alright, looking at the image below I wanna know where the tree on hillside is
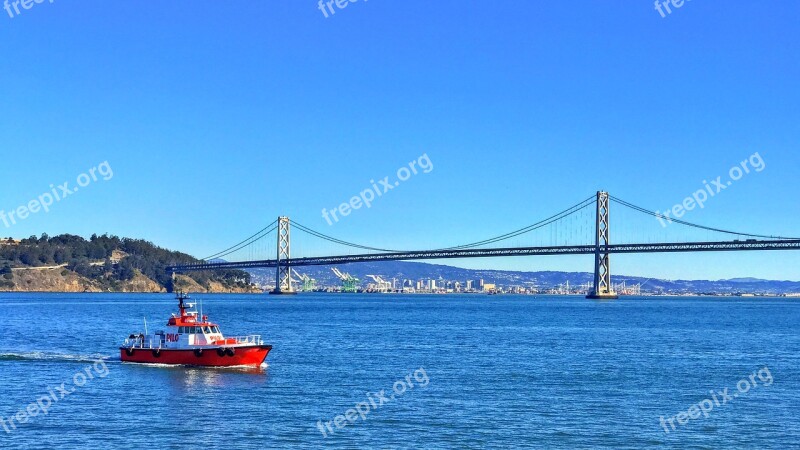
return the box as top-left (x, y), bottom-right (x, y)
top-left (19, 246), bottom-right (42, 266)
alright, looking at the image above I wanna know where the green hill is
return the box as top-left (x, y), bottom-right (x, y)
top-left (0, 234), bottom-right (252, 292)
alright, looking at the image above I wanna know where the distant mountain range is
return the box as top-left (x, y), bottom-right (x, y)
top-left (247, 261), bottom-right (800, 295)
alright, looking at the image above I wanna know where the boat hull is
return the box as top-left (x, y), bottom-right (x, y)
top-left (119, 345), bottom-right (272, 367)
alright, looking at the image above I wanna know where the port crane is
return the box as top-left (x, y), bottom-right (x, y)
top-left (366, 275), bottom-right (392, 292)
top-left (291, 269), bottom-right (316, 292)
top-left (331, 267), bottom-right (359, 293)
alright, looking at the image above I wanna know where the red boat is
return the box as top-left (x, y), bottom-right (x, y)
top-left (120, 292), bottom-right (272, 367)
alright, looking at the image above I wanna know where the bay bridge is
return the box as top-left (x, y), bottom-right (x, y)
top-left (167, 192), bottom-right (800, 299)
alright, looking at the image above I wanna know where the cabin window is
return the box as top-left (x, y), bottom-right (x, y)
top-left (204, 326), bottom-right (212, 334)
top-left (212, 326), bottom-right (220, 334)
top-left (178, 327), bottom-right (185, 334)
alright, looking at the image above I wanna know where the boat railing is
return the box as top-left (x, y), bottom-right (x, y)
top-left (122, 336), bottom-right (163, 349)
top-left (225, 335), bottom-right (264, 346)
top-left (123, 334), bottom-right (263, 348)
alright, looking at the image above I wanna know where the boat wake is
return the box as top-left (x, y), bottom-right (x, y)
top-left (0, 351), bottom-right (112, 363)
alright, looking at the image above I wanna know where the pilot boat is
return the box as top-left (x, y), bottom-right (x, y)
top-left (120, 292), bottom-right (272, 367)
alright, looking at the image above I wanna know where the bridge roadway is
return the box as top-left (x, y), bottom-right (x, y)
top-left (167, 239), bottom-right (800, 273)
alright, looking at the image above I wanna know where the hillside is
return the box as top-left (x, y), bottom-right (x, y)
top-left (0, 234), bottom-right (256, 293)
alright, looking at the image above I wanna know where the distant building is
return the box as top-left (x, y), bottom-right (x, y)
top-left (483, 283), bottom-right (496, 292)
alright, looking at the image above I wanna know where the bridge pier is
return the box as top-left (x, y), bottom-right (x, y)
top-left (270, 216), bottom-right (297, 295)
top-left (587, 191), bottom-right (619, 300)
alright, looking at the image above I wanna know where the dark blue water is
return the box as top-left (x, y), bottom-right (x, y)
top-left (0, 293), bottom-right (798, 449)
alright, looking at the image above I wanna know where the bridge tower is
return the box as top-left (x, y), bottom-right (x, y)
top-left (587, 191), bottom-right (619, 300)
top-left (270, 216), bottom-right (297, 295)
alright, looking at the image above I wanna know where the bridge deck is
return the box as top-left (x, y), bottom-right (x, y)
top-left (167, 239), bottom-right (800, 272)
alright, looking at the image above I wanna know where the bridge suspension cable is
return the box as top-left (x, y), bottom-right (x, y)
top-left (202, 219), bottom-right (279, 261)
top-left (291, 221), bottom-right (399, 252)
top-left (439, 195), bottom-right (595, 250)
top-left (610, 195), bottom-right (799, 240)
top-left (290, 195), bottom-right (596, 253)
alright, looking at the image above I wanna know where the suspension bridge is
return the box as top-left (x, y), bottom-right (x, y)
top-left (166, 192), bottom-right (800, 299)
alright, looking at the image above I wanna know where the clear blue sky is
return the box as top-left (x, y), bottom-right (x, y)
top-left (1, 1), bottom-right (798, 281)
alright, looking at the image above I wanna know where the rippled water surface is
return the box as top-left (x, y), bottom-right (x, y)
top-left (0, 293), bottom-right (798, 449)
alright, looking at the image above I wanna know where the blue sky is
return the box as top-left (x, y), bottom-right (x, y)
top-left (1, 1), bottom-right (798, 280)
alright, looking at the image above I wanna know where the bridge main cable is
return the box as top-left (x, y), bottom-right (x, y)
top-left (202, 219), bottom-right (279, 261)
top-left (609, 195), bottom-right (800, 240)
top-left (291, 221), bottom-right (400, 252)
top-left (291, 195), bottom-right (596, 253)
top-left (440, 195), bottom-right (595, 250)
